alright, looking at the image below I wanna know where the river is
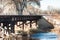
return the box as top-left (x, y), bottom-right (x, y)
top-left (31, 32), bottom-right (60, 40)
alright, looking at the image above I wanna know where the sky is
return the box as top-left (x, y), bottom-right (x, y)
top-left (40, 0), bottom-right (60, 10)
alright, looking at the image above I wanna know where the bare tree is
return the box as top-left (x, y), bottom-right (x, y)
top-left (12, 0), bottom-right (27, 15)
top-left (13, 0), bottom-right (40, 15)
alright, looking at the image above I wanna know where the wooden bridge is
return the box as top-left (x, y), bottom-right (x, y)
top-left (0, 15), bottom-right (42, 33)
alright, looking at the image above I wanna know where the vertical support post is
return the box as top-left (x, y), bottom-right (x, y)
top-left (11, 22), bottom-right (15, 33)
top-left (2, 23), bottom-right (4, 28)
top-left (30, 20), bottom-right (32, 28)
top-left (7, 23), bottom-right (9, 34)
top-left (22, 21), bottom-right (24, 31)
top-left (4, 23), bottom-right (8, 34)
top-left (36, 20), bottom-right (37, 26)
top-left (0, 23), bottom-right (1, 26)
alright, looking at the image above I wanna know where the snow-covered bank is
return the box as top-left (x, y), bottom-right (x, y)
top-left (42, 14), bottom-right (60, 34)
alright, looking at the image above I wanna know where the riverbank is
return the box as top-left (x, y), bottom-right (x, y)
top-left (42, 14), bottom-right (60, 34)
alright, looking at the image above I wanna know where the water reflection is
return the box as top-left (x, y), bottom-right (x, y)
top-left (2, 32), bottom-right (60, 40)
top-left (3, 34), bottom-right (39, 40)
top-left (31, 32), bottom-right (59, 40)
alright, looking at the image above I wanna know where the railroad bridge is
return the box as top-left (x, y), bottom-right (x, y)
top-left (0, 15), bottom-right (42, 34)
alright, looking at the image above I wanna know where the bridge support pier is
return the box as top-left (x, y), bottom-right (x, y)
top-left (24, 21), bottom-right (30, 32)
top-left (31, 20), bottom-right (38, 29)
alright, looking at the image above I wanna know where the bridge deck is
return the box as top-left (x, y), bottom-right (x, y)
top-left (0, 15), bottom-right (42, 22)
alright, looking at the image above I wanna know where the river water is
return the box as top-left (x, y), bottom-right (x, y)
top-left (2, 32), bottom-right (60, 40)
top-left (31, 32), bottom-right (60, 40)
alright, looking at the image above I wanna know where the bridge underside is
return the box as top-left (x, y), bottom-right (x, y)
top-left (0, 15), bottom-right (41, 22)
top-left (0, 15), bottom-right (42, 33)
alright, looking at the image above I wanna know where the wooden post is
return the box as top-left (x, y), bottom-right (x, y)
top-left (30, 21), bottom-right (32, 28)
top-left (11, 22), bottom-right (15, 33)
top-left (22, 21), bottom-right (24, 31)
top-left (6, 24), bottom-right (9, 34)
top-left (36, 20), bottom-right (37, 27)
